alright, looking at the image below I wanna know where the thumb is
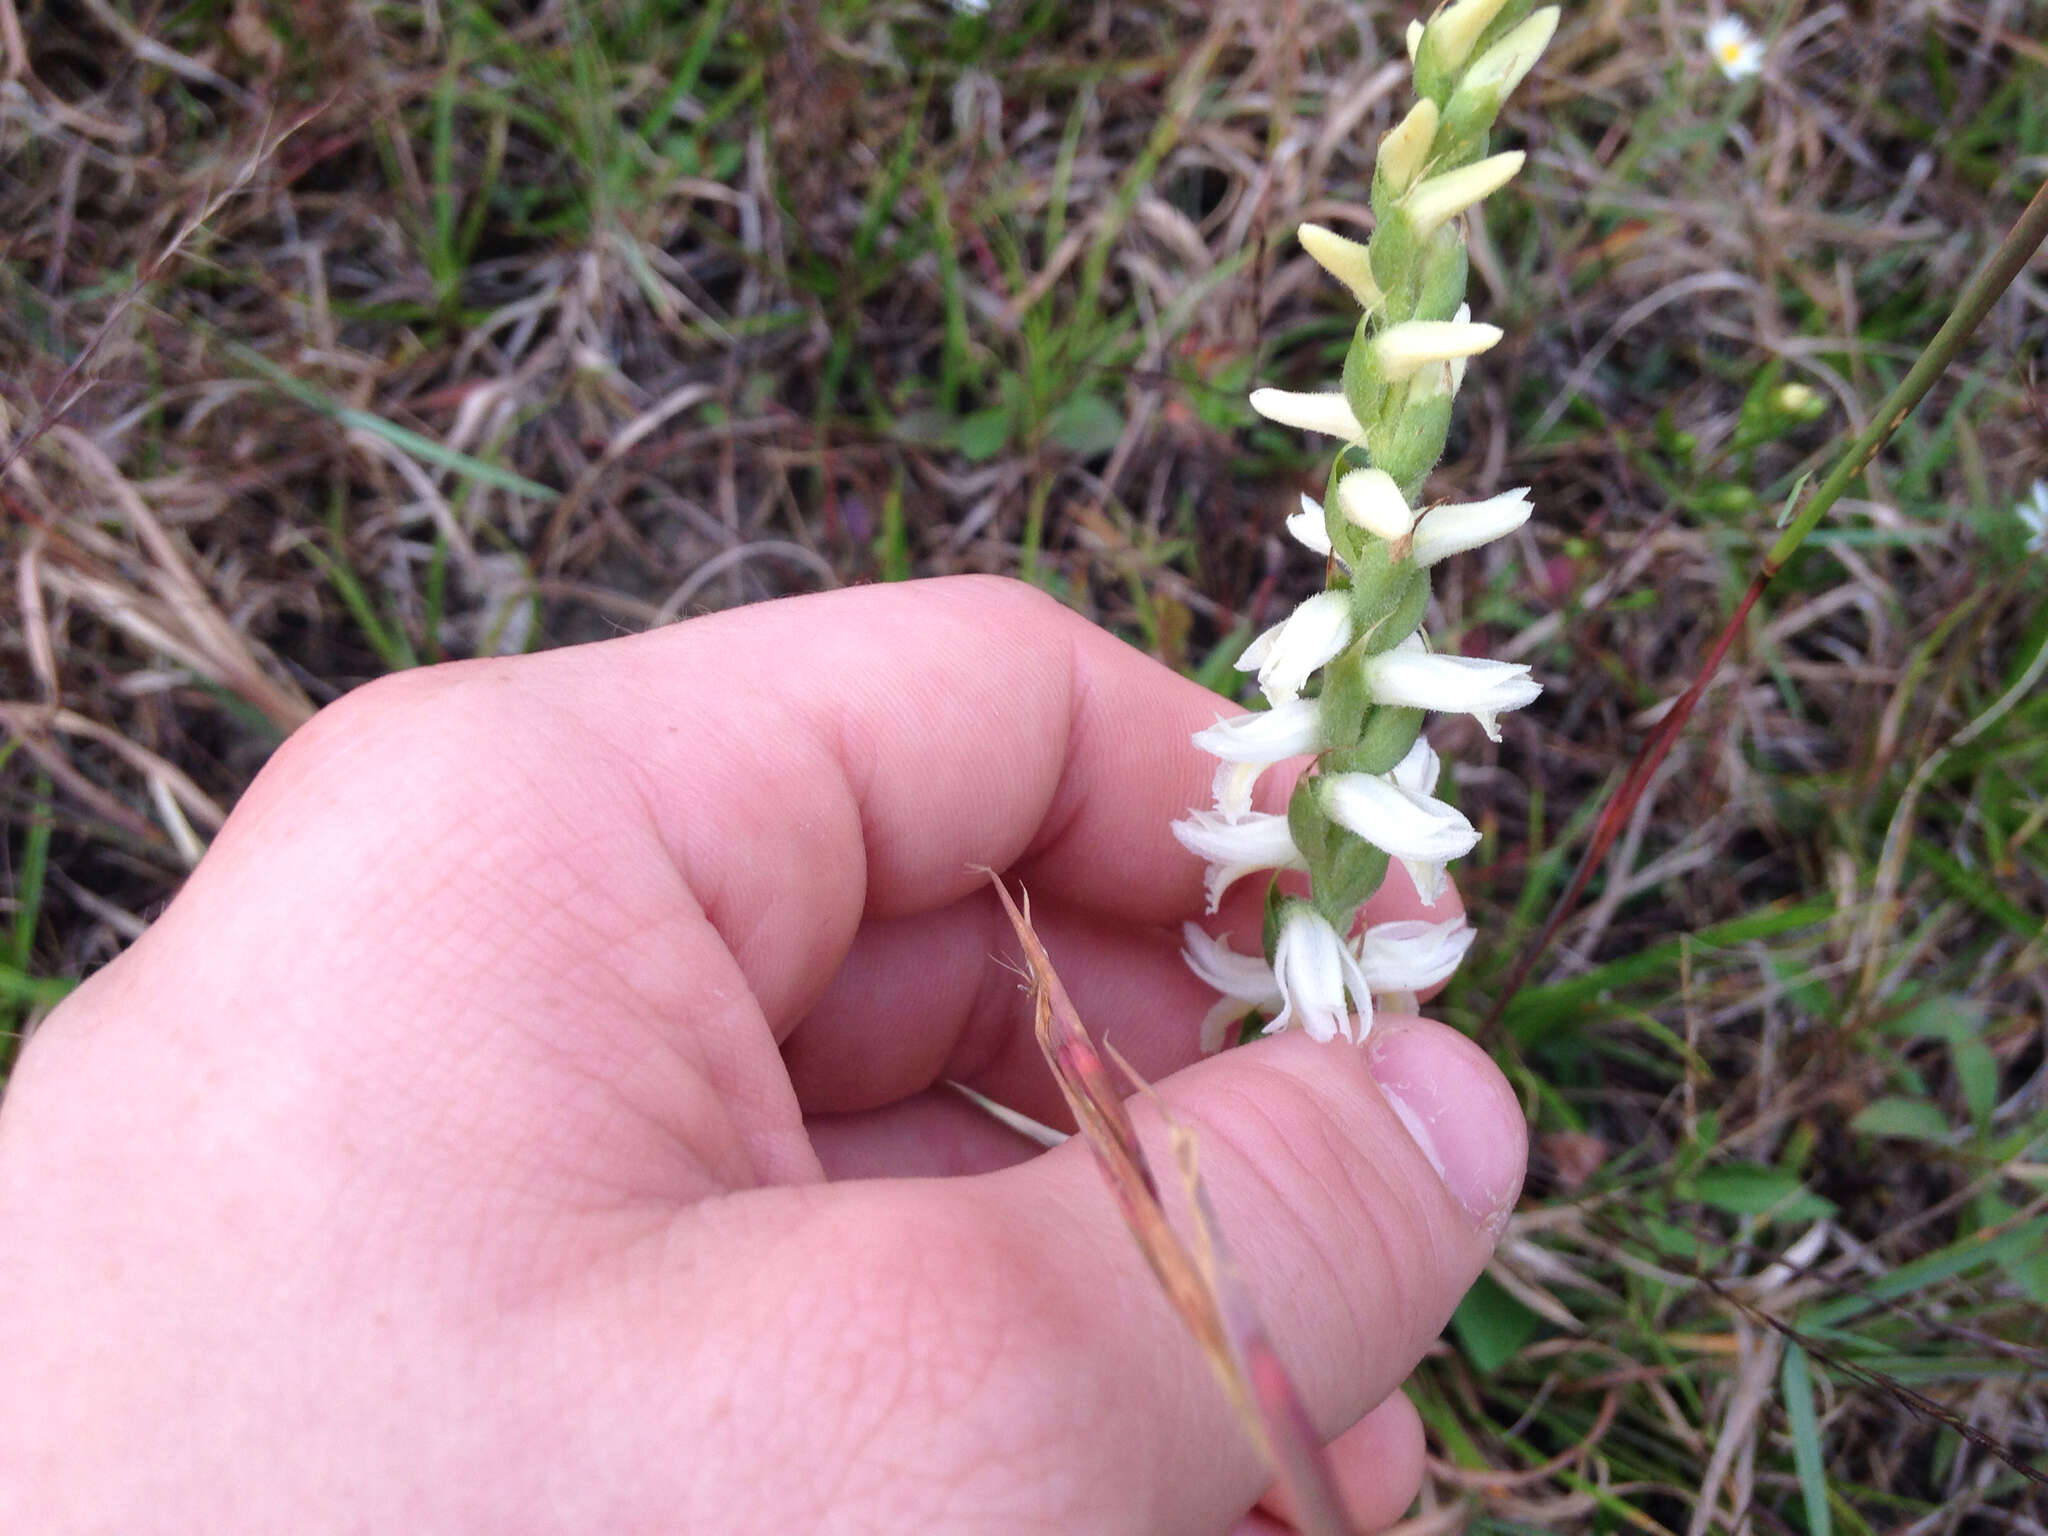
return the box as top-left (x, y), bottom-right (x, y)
top-left (613, 1015), bottom-right (1524, 1533)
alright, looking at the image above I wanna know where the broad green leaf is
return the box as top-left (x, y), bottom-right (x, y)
top-left (1450, 1273), bottom-right (1541, 1375)
top-left (1691, 1164), bottom-right (1837, 1221)
top-left (1850, 1098), bottom-right (1951, 1142)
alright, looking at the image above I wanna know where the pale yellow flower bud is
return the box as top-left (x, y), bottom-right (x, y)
top-left (1459, 7), bottom-right (1558, 103)
top-left (1376, 98), bottom-right (1440, 198)
top-left (1424, 0), bottom-right (1514, 74)
top-left (1404, 151), bottom-right (1524, 238)
top-left (1297, 224), bottom-right (1383, 310)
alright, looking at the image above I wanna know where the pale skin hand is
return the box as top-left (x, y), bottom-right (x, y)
top-left (0, 576), bottom-right (1526, 1534)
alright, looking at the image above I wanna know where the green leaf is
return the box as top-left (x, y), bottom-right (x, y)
top-left (1780, 1345), bottom-right (1832, 1536)
top-left (1043, 391), bottom-right (1125, 457)
top-left (1690, 1164), bottom-right (1837, 1221)
top-left (1850, 1097), bottom-right (1952, 1142)
top-left (1450, 1273), bottom-right (1541, 1374)
top-left (1880, 993), bottom-right (1986, 1044)
top-left (1952, 1040), bottom-right (1999, 1127)
top-left (955, 406), bottom-right (1015, 462)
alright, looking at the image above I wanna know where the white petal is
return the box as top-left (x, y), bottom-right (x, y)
top-left (1376, 320), bottom-right (1503, 382)
top-left (1356, 917), bottom-right (1476, 994)
top-left (1336, 468), bottom-right (1415, 541)
top-left (1288, 494), bottom-right (1336, 559)
top-left (1401, 857), bottom-right (1452, 907)
top-left (1297, 223), bottom-right (1382, 310)
top-left (1193, 697), bottom-right (1323, 764)
top-left (1249, 388), bottom-right (1368, 445)
top-left (1242, 591), bottom-right (1353, 705)
top-left (1212, 760), bottom-right (1263, 821)
top-left (1411, 488), bottom-right (1533, 565)
top-left (1387, 735), bottom-right (1442, 798)
top-left (1320, 772), bottom-right (1481, 865)
top-left (1360, 651), bottom-right (1542, 742)
top-left (1181, 921), bottom-right (1280, 1007)
top-left (1405, 152), bottom-right (1524, 237)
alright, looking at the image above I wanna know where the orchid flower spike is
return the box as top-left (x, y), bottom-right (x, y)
top-left (1179, 0), bottom-right (1558, 1047)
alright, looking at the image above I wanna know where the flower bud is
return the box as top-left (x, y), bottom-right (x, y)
top-left (1335, 468), bottom-right (1416, 541)
top-left (1298, 223), bottom-right (1384, 310)
top-left (1423, 0), bottom-right (1514, 74)
top-left (1405, 151), bottom-right (1525, 238)
top-left (1376, 98), bottom-right (1441, 198)
top-left (1374, 319), bottom-right (1503, 381)
top-left (1457, 7), bottom-right (1558, 105)
top-left (1249, 388), bottom-right (1369, 444)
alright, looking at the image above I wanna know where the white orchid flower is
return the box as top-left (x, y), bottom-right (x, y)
top-left (1194, 696), bottom-right (1323, 818)
top-left (1356, 916), bottom-right (1477, 994)
top-left (1170, 809), bottom-right (1306, 913)
top-left (1270, 904), bottom-right (1377, 1044)
top-left (1411, 488), bottom-right (1532, 565)
top-left (1319, 770), bottom-right (1479, 905)
top-left (1360, 650), bottom-right (1541, 742)
top-left (1237, 591), bottom-right (1354, 705)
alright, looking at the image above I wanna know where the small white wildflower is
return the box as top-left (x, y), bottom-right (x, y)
top-left (1298, 223), bottom-right (1384, 310)
top-left (1706, 16), bottom-right (1764, 79)
top-left (1318, 772), bottom-right (1481, 906)
top-left (1194, 696), bottom-right (1323, 818)
top-left (1355, 916), bottom-right (1477, 994)
top-left (1249, 388), bottom-right (1369, 445)
top-left (1360, 650), bottom-right (1542, 741)
top-left (1405, 152), bottom-right (1525, 238)
top-left (1336, 468), bottom-right (1416, 541)
top-left (1411, 487), bottom-right (1533, 565)
top-left (1170, 809), bottom-right (1306, 913)
top-left (1270, 904), bottom-right (1377, 1044)
top-left (1375, 319), bottom-right (1503, 382)
top-left (1237, 590), bottom-right (1355, 705)
top-left (2019, 480), bottom-right (2048, 554)
top-left (1287, 493), bottom-right (1337, 560)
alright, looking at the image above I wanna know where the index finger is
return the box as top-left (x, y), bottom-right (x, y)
top-left (542, 574), bottom-right (1248, 1024)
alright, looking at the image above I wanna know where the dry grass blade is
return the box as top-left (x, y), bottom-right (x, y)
top-left (980, 869), bottom-right (1358, 1536)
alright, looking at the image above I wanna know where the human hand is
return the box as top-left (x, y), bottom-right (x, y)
top-left (0, 576), bottom-right (1525, 1533)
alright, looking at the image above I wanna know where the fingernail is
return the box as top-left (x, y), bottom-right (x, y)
top-left (1368, 1018), bottom-right (1525, 1231)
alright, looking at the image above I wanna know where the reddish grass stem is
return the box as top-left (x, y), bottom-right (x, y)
top-left (1482, 175), bottom-right (2048, 1040)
